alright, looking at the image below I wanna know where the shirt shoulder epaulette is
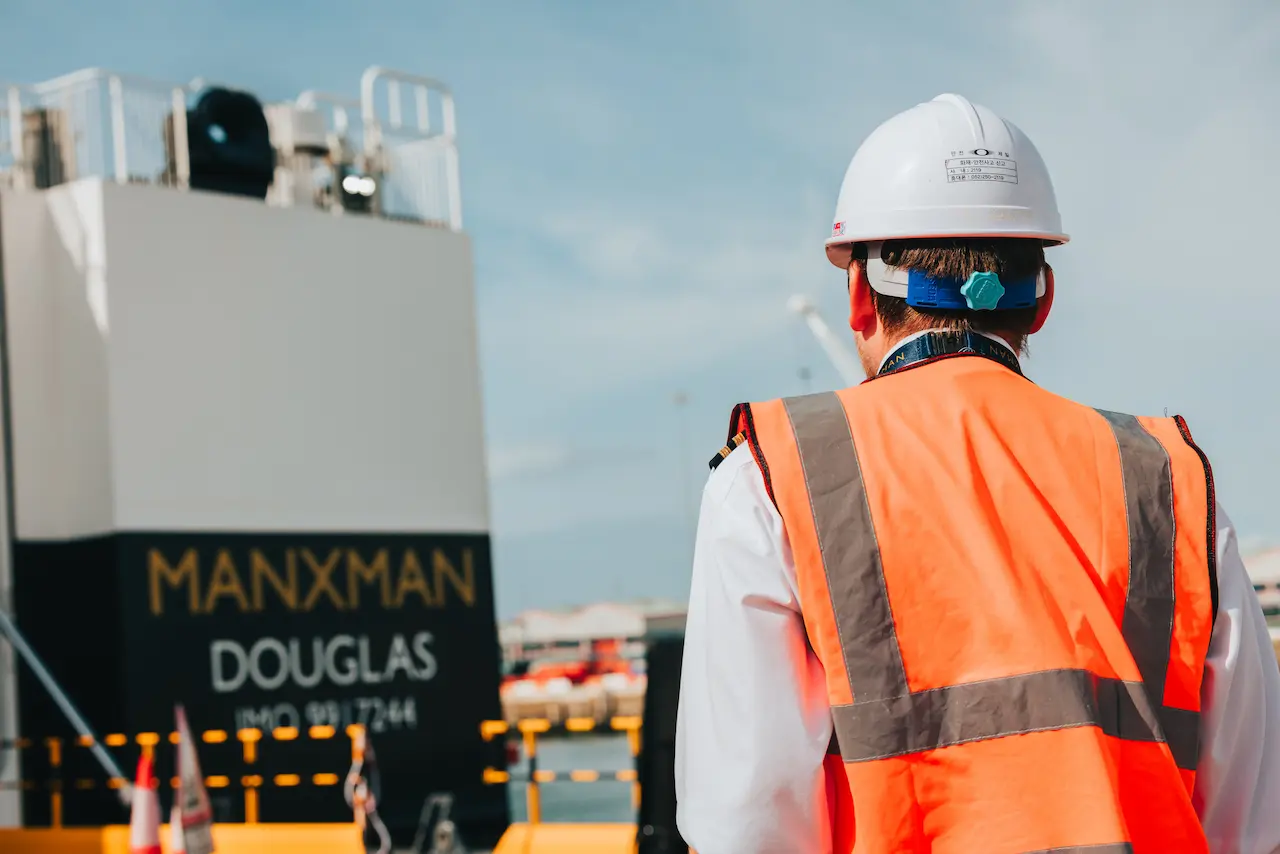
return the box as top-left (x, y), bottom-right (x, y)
top-left (708, 432), bottom-right (747, 471)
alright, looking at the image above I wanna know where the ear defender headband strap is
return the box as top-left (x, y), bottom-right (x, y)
top-left (862, 241), bottom-right (1045, 311)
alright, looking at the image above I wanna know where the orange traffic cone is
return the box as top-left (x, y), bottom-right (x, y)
top-left (169, 804), bottom-right (186, 854)
top-left (128, 754), bottom-right (162, 854)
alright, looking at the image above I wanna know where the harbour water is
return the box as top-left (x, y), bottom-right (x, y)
top-left (505, 733), bottom-right (636, 823)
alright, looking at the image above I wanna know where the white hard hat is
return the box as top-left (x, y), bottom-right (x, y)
top-left (825, 94), bottom-right (1068, 270)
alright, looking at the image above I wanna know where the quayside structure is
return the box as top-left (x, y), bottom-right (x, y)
top-left (0, 65), bottom-right (508, 846)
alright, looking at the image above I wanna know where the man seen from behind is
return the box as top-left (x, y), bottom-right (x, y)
top-left (674, 94), bottom-right (1280, 854)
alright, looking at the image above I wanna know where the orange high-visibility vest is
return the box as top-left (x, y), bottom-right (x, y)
top-left (728, 350), bottom-right (1217, 853)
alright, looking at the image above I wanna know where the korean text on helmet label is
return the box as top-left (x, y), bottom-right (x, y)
top-left (944, 156), bottom-right (1019, 184)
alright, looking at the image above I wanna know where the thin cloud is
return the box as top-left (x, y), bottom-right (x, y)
top-left (486, 443), bottom-right (572, 481)
top-left (478, 200), bottom-right (822, 398)
top-left (487, 440), bottom-right (658, 482)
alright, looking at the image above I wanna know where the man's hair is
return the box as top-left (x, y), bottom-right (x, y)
top-left (855, 238), bottom-right (1047, 353)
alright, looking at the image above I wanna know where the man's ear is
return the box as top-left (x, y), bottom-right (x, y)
top-left (848, 263), bottom-right (877, 335)
top-left (1028, 264), bottom-right (1054, 334)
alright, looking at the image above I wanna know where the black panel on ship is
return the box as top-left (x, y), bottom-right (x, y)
top-left (13, 531), bottom-right (511, 847)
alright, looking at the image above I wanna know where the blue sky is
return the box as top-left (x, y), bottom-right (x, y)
top-left (4, 0), bottom-right (1278, 618)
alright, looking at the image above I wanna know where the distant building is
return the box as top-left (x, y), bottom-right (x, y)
top-left (499, 598), bottom-right (687, 664)
top-left (1246, 548), bottom-right (1280, 630)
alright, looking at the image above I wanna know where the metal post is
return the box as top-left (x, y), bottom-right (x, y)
top-left (387, 80), bottom-right (402, 130)
top-left (108, 75), bottom-right (127, 184)
top-left (170, 87), bottom-right (190, 189)
top-left (238, 728), bottom-right (260, 823)
top-left (46, 737), bottom-right (62, 827)
top-left (442, 96), bottom-right (462, 232)
top-left (517, 719), bottom-right (549, 824)
top-left (615, 717), bottom-right (642, 810)
top-left (0, 607), bottom-right (130, 804)
top-left (415, 86), bottom-right (430, 134)
top-left (360, 69), bottom-right (381, 154)
top-left (6, 87), bottom-right (25, 189)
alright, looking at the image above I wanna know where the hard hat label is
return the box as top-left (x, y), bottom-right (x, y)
top-left (945, 155), bottom-right (1019, 184)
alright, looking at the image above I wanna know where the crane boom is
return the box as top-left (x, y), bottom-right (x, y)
top-left (787, 295), bottom-right (864, 386)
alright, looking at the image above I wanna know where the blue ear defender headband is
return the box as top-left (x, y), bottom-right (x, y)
top-left (861, 241), bottom-right (1045, 311)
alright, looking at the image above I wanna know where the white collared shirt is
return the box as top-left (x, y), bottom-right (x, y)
top-left (674, 347), bottom-right (1280, 854)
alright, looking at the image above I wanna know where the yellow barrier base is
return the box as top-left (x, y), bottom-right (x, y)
top-left (0, 823), bottom-right (363, 854)
top-left (493, 823), bottom-right (638, 854)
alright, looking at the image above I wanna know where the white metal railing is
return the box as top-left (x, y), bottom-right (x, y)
top-left (19, 68), bottom-right (191, 189)
top-left (1, 82), bottom-right (34, 188)
top-left (361, 67), bottom-right (462, 230)
top-left (0, 66), bottom-right (461, 232)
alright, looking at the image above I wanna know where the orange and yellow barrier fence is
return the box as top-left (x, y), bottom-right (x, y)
top-left (480, 715), bottom-right (642, 825)
top-left (0, 724), bottom-right (364, 828)
top-left (479, 715), bottom-right (700, 853)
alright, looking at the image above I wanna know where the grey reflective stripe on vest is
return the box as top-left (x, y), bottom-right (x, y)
top-left (830, 668), bottom-right (1166, 762)
top-left (784, 393), bottom-right (908, 706)
top-left (783, 393), bottom-right (1200, 771)
top-left (1095, 410), bottom-right (1199, 770)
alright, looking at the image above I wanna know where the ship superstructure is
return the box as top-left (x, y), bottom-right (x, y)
top-left (0, 65), bottom-right (508, 845)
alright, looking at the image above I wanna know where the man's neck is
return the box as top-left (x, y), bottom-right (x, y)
top-left (876, 329), bottom-right (1020, 374)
